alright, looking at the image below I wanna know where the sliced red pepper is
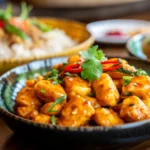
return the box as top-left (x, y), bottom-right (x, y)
top-left (101, 58), bottom-right (119, 64)
top-left (0, 20), bottom-right (5, 28)
top-left (103, 63), bottom-right (122, 71)
top-left (64, 63), bottom-right (82, 74)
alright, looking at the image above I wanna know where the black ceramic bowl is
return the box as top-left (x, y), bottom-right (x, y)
top-left (0, 57), bottom-right (150, 145)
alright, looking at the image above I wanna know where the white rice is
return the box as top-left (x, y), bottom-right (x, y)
top-left (0, 28), bottom-right (77, 60)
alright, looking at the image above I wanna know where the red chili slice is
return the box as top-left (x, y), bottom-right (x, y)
top-left (101, 58), bottom-right (119, 64)
top-left (0, 20), bottom-right (5, 28)
top-left (64, 63), bottom-right (82, 74)
top-left (103, 63), bottom-right (122, 71)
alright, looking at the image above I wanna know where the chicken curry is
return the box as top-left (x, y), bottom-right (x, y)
top-left (15, 46), bottom-right (150, 127)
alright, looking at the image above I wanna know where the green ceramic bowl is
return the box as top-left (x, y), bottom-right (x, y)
top-left (0, 57), bottom-right (150, 144)
top-left (126, 34), bottom-right (148, 60)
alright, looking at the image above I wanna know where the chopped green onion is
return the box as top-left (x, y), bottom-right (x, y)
top-left (48, 95), bottom-right (67, 112)
top-left (5, 23), bottom-right (28, 39)
top-left (65, 72), bottom-right (77, 77)
top-left (40, 89), bottom-right (46, 93)
top-left (128, 104), bottom-right (135, 107)
top-left (20, 2), bottom-right (33, 20)
top-left (122, 92), bottom-right (132, 96)
top-left (31, 19), bottom-right (52, 32)
top-left (123, 76), bottom-right (132, 86)
top-left (51, 115), bottom-right (56, 125)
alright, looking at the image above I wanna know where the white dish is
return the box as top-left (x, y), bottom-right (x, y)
top-left (87, 19), bottom-right (150, 44)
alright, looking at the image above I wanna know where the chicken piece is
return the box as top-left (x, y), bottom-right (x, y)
top-left (32, 114), bottom-right (51, 124)
top-left (58, 95), bottom-right (95, 127)
top-left (16, 87), bottom-right (42, 109)
top-left (68, 55), bottom-right (84, 63)
top-left (83, 96), bottom-right (100, 109)
top-left (120, 96), bottom-right (150, 122)
top-left (112, 103), bottom-right (122, 113)
top-left (93, 108), bottom-right (124, 126)
top-left (64, 76), bottom-right (91, 99)
top-left (40, 102), bottom-right (65, 115)
top-left (92, 73), bottom-right (120, 107)
top-left (113, 79), bottom-right (123, 92)
top-left (26, 79), bottom-right (36, 87)
top-left (122, 76), bottom-right (150, 99)
top-left (17, 106), bottom-right (34, 118)
top-left (34, 80), bottom-right (66, 103)
top-left (26, 109), bottom-right (39, 120)
top-left (142, 98), bottom-right (150, 110)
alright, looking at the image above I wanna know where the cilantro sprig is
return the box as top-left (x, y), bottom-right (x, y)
top-left (80, 45), bottom-right (106, 82)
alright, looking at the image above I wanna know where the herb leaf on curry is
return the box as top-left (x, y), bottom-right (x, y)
top-left (48, 95), bottom-right (67, 112)
top-left (80, 46), bottom-right (106, 82)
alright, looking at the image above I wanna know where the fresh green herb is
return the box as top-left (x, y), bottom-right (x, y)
top-left (40, 89), bottom-right (46, 93)
top-left (0, 3), bottom-right (12, 21)
top-left (63, 62), bottom-right (68, 66)
top-left (65, 72), bottom-right (77, 77)
top-left (80, 46), bottom-right (106, 81)
top-left (118, 67), bottom-right (133, 75)
top-left (118, 67), bottom-right (148, 76)
top-left (31, 19), bottom-right (52, 32)
top-left (122, 92), bottom-right (132, 96)
top-left (128, 104), bottom-right (135, 107)
top-left (5, 23), bottom-right (28, 39)
top-left (51, 115), bottom-right (56, 125)
top-left (48, 95), bottom-right (67, 112)
top-left (20, 2), bottom-right (33, 20)
top-left (134, 69), bottom-right (148, 76)
top-left (123, 76), bottom-right (132, 86)
top-left (45, 69), bottom-right (62, 84)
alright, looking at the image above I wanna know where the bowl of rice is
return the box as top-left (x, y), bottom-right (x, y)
top-left (0, 3), bottom-right (94, 74)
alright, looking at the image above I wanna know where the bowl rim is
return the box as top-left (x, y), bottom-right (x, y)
top-left (0, 56), bottom-right (150, 132)
top-left (126, 33), bottom-right (150, 62)
top-left (0, 17), bottom-right (94, 63)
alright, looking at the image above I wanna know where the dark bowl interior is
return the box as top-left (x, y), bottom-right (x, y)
top-left (0, 57), bottom-right (150, 145)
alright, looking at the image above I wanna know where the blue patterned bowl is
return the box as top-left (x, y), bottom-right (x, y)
top-left (0, 57), bottom-right (150, 144)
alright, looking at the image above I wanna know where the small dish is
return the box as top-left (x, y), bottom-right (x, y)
top-left (87, 19), bottom-right (150, 44)
top-left (0, 57), bottom-right (150, 144)
top-left (127, 34), bottom-right (148, 60)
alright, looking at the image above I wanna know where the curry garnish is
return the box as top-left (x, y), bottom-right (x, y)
top-left (80, 45), bottom-right (106, 82)
top-left (48, 95), bottom-right (67, 112)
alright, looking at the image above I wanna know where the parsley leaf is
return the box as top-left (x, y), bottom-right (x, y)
top-left (123, 76), bottom-right (132, 86)
top-left (51, 115), bottom-right (56, 125)
top-left (79, 46), bottom-right (105, 81)
top-left (48, 95), bottom-right (67, 112)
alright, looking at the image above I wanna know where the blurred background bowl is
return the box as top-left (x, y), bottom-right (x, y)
top-left (126, 34), bottom-right (150, 60)
top-left (0, 17), bottom-right (94, 75)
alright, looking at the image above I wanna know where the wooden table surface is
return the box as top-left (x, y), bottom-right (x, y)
top-left (1, 2), bottom-right (150, 149)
